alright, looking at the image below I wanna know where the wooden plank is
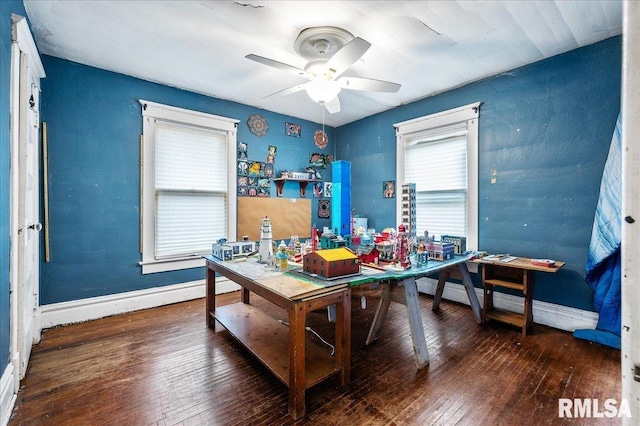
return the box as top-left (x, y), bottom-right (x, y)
top-left (214, 303), bottom-right (341, 389)
top-left (484, 309), bottom-right (525, 328)
top-left (238, 197), bottom-right (312, 241)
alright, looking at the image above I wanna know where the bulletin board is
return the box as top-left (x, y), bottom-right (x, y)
top-left (238, 197), bottom-right (312, 241)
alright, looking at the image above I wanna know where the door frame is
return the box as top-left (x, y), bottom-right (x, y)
top-left (9, 13), bottom-right (45, 384)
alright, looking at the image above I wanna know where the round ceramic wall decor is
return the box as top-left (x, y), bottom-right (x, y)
top-left (314, 129), bottom-right (328, 148)
top-left (247, 114), bottom-right (269, 137)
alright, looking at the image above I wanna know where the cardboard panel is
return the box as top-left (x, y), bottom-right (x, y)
top-left (238, 197), bottom-right (312, 241)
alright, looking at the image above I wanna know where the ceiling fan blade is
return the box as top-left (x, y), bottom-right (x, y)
top-left (325, 37), bottom-right (371, 78)
top-left (245, 54), bottom-right (312, 79)
top-left (337, 76), bottom-right (401, 93)
top-left (262, 83), bottom-right (307, 99)
top-left (323, 96), bottom-right (341, 114)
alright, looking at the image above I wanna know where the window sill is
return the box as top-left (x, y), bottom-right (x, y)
top-left (139, 256), bottom-right (205, 274)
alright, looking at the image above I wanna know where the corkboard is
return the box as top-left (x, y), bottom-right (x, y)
top-left (238, 197), bottom-right (312, 241)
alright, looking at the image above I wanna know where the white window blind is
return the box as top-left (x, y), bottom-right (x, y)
top-left (154, 121), bottom-right (228, 258)
top-left (404, 123), bottom-right (468, 238)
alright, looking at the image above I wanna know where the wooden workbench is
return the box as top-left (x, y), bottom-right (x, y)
top-left (205, 253), bottom-right (481, 419)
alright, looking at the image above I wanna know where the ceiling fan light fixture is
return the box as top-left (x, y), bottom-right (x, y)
top-left (305, 78), bottom-right (341, 104)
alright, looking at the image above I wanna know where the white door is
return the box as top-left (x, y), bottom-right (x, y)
top-left (16, 51), bottom-right (42, 376)
top-left (10, 14), bottom-right (45, 381)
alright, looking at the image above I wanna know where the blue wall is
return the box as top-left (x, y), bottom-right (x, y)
top-left (0, 0), bottom-right (29, 380)
top-left (39, 56), bottom-right (334, 304)
top-left (337, 37), bottom-right (622, 311)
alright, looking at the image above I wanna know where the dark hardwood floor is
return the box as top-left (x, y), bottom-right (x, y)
top-left (10, 287), bottom-right (620, 425)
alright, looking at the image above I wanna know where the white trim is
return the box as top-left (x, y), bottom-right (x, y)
top-left (139, 100), bottom-right (239, 274)
top-left (1, 362), bottom-right (17, 426)
top-left (393, 102), bottom-right (481, 135)
top-left (140, 257), bottom-right (205, 274)
top-left (417, 278), bottom-right (598, 332)
top-left (395, 103), bottom-right (480, 250)
top-left (11, 14), bottom-right (45, 78)
top-left (40, 278), bottom-right (240, 328)
top-left (622, 1), bottom-right (640, 420)
top-left (140, 100), bottom-right (238, 131)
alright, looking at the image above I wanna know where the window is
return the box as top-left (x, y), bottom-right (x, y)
top-left (394, 102), bottom-right (480, 250)
top-left (139, 100), bottom-right (239, 274)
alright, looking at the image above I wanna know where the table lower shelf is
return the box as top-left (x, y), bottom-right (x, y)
top-left (484, 309), bottom-right (525, 328)
top-left (212, 302), bottom-right (341, 389)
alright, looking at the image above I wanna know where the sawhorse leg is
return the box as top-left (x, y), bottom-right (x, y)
top-left (366, 278), bottom-right (430, 369)
top-left (431, 263), bottom-right (482, 324)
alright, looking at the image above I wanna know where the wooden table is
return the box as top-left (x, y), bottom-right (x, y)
top-left (205, 255), bottom-right (351, 420)
top-left (474, 256), bottom-right (564, 334)
top-left (205, 253), bottom-right (481, 418)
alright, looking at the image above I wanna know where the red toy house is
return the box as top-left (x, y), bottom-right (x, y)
top-left (303, 247), bottom-right (360, 279)
top-left (356, 245), bottom-right (379, 265)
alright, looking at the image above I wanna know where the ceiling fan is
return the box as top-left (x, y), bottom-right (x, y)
top-left (246, 26), bottom-right (401, 114)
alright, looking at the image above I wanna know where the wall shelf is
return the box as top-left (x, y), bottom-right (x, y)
top-left (273, 178), bottom-right (320, 197)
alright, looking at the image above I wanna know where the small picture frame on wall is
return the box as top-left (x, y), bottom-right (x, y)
top-left (286, 122), bottom-right (301, 138)
top-left (383, 181), bottom-right (395, 198)
top-left (263, 163), bottom-right (274, 178)
top-left (323, 182), bottom-right (333, 198)
top-left (318, 199), bottom-right (330, 218)
top-left (313, 182), bottom-right (323, 198)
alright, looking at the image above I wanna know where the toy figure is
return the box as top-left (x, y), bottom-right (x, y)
top-left (275, 241), bottom-right (288, 270)
top-left (416, 242), bottom-right (428, 267)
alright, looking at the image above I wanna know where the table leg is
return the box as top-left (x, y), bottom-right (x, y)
top-left (366, 283), bottom-right (392, 345)
top-left (432, 270), bottom-right (448, 311)
top-left (288, 302), bottom-right (306, 420)
top-left (366, 279), bottom-right (430, 369)
top-left (457, 263), bottom-right (483, 324)
top-left (402, 277), bottom-right (430, 369)
top-left (334, 289), bottom-right (351, 388)
top-left (522, 271), bottom-right (534, 335)
top-left (206, 265), bottom-right (216, 328)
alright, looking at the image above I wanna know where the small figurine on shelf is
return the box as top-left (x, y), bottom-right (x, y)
top-left (416, 242), bottom-right (428, 267)
top-left (394, 224), bottom-right (412, 269)
top-left (275, 240), bottom-right (288, 270)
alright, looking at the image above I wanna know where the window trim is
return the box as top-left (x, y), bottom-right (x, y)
top-left (139, 100), bottom-right (239, 274)
top-left (394, 102), bottom-right (480, 251)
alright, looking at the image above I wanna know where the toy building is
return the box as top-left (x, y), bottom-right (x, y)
top-left (319, 230), bottom-right (351, 249)
top-left (303, 247), bottom-right (360, 279)
top-left (331, 161), bottom-right (351, 236)
top-left (211, 241), bottom-right (233, 261)
top-left (441, 235), bottom-right (467, 255)
top-left (425, 241), bottom-right (455, 261)
top-left (400, 183), bottom-right (417, 247)
top-left (212, 239), bottom-right (255, 261)
top-left (356, 245), bottom-right (379, 265)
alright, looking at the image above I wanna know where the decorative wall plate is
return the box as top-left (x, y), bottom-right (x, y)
top-left (247, 114), bottom-right (269, 137)
top-left (314, 129), bottom-right (328, 148)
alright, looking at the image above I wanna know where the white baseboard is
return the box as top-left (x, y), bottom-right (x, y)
top-left (416, 277), bottom-right (599, 332)
top-left (1, 360), bottom-right (17, 426)
top-left (40, 277), bottom-right (240, 329)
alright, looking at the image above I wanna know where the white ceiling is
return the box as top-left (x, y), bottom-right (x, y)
top-left (23, 1), bottom-right (622, 127)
